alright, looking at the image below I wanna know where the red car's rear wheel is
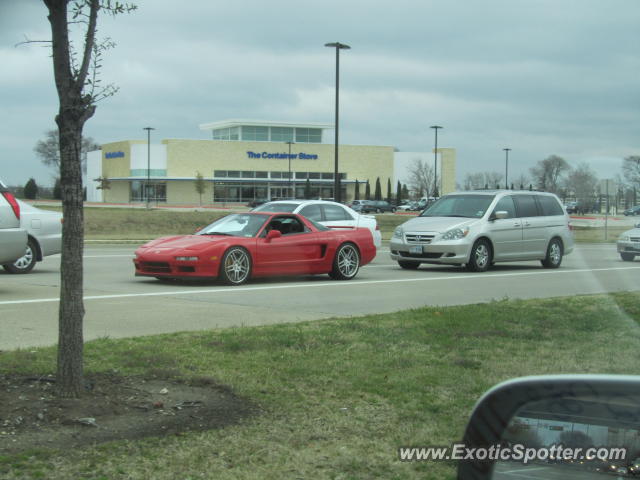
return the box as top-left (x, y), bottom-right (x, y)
top-left (329, 243), bottom-right (360, 280)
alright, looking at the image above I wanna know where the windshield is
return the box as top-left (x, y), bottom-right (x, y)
top-left (420, 195), bottom-right (495, 218)
top-left (197, 213), bottom-right (270, 237)
top-left (253, 203), bottom-right (298, 213)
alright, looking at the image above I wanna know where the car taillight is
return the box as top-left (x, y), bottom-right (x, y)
top-left (2, 191), bottom-right (20, 220)
top-left (568, 221), bottom-right (573, 231)
top-left (375, 225), bottom-right (380, 230)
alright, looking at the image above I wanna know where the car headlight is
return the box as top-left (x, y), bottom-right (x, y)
top-left (393, 227), bottom-right (403, 239)
top-left (441, 226), bottom-right (470, 240)
top-left (175, 256), bottom-right (199, 261)
top-left (619, 235), bottom-right (630, 242)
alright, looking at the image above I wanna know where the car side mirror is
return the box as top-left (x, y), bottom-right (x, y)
top-left (457, 375), bottom-right (640, 480)
top-left (265, 229), bottom-right (282, 242)
top-left (493, 211), bottom-right (508, 220)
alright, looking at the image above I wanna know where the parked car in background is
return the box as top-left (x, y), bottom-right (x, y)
top-left (623, 205), bottom-right (640, 216)
top-left (0, 181), bottom-right (27, 266)
top-left (565, 201), bottom-right (579, 214)
top-left (253, 200), bottom-right (382, 248)
top-left (617, 222), bottom-right (640, 262)
top-left (390, 190), bottom-right (574, 272)
top-left (3, 200), bottom-right (63, 273)
top-left (397, 201), bottom-right (418, 211)
top-left (360, 200), bottom-right (396, 213)
top-left (347, 200), bottom-right (370, 212)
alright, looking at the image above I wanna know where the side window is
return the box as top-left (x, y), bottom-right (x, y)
top-left (537, 195), bottom-right (564, 216)
top-left (493, 196), bottom-right (516, 219)
top-left (299, 204), bottom-right (322, 222)
top-left (268, 216), bottom-right (306, 235)
top-left (323, 205), bottom-right (352, 221)
top-left (513, 195), bottom-right (539, 217)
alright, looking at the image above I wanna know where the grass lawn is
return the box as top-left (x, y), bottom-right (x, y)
top-left (2, 292), bottom-right (640, 479)
top-left (38, 206), bottom-right (628, 243)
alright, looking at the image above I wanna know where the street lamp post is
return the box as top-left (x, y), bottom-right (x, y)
top-left (503, 148), bottom-right (511, 189)
top-left (325, 42), bottom-right (350, 203)
top-left (430, 125), bottom-right (443, 197)
top-left (143, 127), bottom-right (155, 208)
top-left (286, 141), bottom-right (294, 198)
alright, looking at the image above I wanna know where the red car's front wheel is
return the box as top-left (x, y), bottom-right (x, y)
top-left (220, 247), bottom-right (252, 285)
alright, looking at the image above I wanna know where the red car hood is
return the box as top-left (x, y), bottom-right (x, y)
top-left (136, 235), bottom-right (231, 254)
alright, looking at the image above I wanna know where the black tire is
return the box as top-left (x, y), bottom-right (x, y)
top-left (621, 252), bottom-right (636, 262)
top-left (398, 260), bottom-right (420, 270)
top-left (329, 243), bottom-right (360, 280)
top-left (541, 238), bottom-right (563, 268)
top-left (3, 237), bottom-right (38, 274)
top-left (219, 247), bottom-right (252, 285)
top-left (466, 239), bottom-right (492, 272)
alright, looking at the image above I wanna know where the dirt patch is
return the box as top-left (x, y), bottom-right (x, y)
top-left (0, 373), bottom-right (257, 454)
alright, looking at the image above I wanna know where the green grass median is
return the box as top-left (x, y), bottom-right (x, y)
top-left (2, 292), bottom-right (640, 479)
top-left (39, 206), bottom-right (628, 243)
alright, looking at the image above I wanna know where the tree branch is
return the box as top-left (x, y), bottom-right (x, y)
top-left (77, 0), bottom-right (99, 89)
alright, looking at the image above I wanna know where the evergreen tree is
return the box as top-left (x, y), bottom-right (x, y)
top-left (396, 180), bottom-right (402, 204)
top-left (53, 177), bottom-right (62, 200)
top-left (365, 180), bottom-right (371, 200)
top-left (304, 178), bottom-right (311, 199)
top-left (374, 177), bottom-right (382, 201)
top-left (24, 178), bottom-right (39, 199)
top-left (354, 180), bottom-right (360, 200)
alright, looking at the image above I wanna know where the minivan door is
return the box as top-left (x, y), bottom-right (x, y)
top-left (488, 195), bottom-right (523, 260)
top-left (514, 195), bottom-right (547, 257)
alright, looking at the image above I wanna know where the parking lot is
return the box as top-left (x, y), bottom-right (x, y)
top-left (1, 243), bottom-right (639, 350)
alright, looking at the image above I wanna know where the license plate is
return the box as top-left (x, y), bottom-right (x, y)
top-left (409, 245), bottom-right (423, 255)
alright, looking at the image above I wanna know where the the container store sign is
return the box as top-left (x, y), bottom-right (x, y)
top-left (246, 151), bottom-right (318, 160)
top-left (105, 151), bottom-right (125, 159)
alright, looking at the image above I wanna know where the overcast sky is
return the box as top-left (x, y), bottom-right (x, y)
top-left (1, 0), bottom-right (638, 188)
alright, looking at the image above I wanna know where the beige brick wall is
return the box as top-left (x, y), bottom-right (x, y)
top-left (440, 148), bottom-right (457, 195)
top-left (167, 180), bottom-right (212, 204)
top-left (101, 141), bottom-right (143, 178)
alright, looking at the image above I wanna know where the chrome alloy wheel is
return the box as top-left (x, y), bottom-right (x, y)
top-left (223, 248), bottom-right (251, 284)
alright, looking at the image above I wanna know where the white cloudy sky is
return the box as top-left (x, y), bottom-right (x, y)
top-left (1, 0), bottom-right (638, 187)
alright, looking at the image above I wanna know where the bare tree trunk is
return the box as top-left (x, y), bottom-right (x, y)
top-left (56, 121), bottom-right (85, 398)
top-left (45, 0), bottom-right (97, 397)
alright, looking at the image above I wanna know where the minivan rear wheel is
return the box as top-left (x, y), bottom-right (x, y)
top-left (467, 239), bottom-right (492, 272)
top-left (541, 238), bottom-right (563, 268)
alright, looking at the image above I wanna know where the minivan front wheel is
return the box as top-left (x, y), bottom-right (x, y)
top-left (467, 239), bottom-right (492, 272)
top-left (541, 238), bottom-right (563, 268)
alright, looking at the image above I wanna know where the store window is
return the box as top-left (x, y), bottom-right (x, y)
top-left (271, 127), bottom-right (294, 142)
top-left (295, 128), bottom-right (322, 143)
top-left (130, 181), bottom-right (166, 203)
top-left (242, 126), bottom-right (269, 141)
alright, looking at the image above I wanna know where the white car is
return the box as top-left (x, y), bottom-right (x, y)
top-left (3, 200), bottom-right (62, 274)
top-left (252, 200), bottom-right (382, 248)
top-left (617, 223), bottom-right (640, 262)
top-left (0, 181), bottom-right (27, 265)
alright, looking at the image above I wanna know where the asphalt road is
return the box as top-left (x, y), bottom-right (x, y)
top-left (1, 243), bottom-right (639, 350)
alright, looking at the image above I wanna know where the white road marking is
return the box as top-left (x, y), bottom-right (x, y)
top-left (1, 265), bottom-right (638, 306)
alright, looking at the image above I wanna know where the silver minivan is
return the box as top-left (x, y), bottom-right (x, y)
top-left (390, 190), bottom-right (574, 272)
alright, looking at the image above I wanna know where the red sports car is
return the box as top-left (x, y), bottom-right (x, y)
top-left (133, 212), bottom-right (376, 285)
